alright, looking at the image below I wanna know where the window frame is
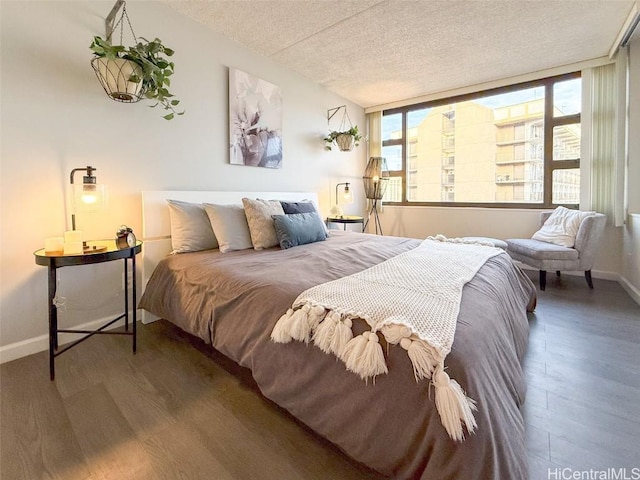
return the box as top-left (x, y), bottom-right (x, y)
top-left (381, 71), bottom-right (581, 208)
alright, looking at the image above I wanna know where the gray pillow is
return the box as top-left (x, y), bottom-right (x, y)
top-left (272, 212), bottom-right (328, 249)
top-left (280, 201), bottom-right (316, 214)
top-left (203, 203), bottom-right (253, 253)
top-left (167, 199), bottom-right (218, 253)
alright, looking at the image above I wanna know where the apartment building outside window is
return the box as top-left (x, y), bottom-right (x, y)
top-left (380, 72), bottom-right (581, 208)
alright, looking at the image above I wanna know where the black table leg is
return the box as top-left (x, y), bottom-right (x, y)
top-left (48, 265), bottom-right (57, 381)
top-left (124, 258), bottom-right (129, 332)
top-left (132, 253), bottom-right (137, 353)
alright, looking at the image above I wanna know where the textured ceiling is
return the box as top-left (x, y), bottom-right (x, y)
top-left (164, 0), bottom-right (635, 108)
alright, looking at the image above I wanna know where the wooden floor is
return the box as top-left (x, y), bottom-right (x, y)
top-left (522, 274), bottom-right (640, 478)
top-left (1, 274), bottom-right (639, 480)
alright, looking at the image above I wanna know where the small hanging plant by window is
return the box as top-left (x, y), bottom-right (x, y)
top-left (324, 105), bottom-right (362, 151)
top-left (90, 1), bottom-right (183, 120)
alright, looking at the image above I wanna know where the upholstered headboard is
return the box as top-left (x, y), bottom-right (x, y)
top-left (140, 191), bottom-right (320, 323)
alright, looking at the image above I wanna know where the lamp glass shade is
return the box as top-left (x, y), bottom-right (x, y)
top-left (342, 185), bottom-right (353, 204)
top-left (363, 157), bottom-right (389, 200)
top-left (72, 183), bottom-right (107, 213)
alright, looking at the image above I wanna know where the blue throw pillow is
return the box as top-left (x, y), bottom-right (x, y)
top-left (272, 212), bottom-right (328, 249)
top-left (280, 201), bottom-right (316, 215)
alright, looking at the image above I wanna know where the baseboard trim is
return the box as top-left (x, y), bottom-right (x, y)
top-left (619, 275), bottom-right (640, 306)
top-left (141, 309), bottom-right (161, 324)
top-left (0, 311), bottom-right (140, 365)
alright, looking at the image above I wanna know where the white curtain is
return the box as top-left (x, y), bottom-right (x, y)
top-left (589, 50), bottom-right (627, 227)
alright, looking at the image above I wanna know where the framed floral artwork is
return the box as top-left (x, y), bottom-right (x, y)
top-left (229, 68), bottom-right (283, 168)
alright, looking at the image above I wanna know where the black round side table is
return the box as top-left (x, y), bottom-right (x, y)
top-left (34, 240), bottom-right (142, 380)
top-left (326, 215), bottom-right (365, 232)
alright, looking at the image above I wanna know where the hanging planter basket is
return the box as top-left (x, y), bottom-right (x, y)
top-left (335, 133), bottom-right (356, 152)
top-left (324, 106), bottom-right (363, 152)
top-left (89, 1), bottom-right (183, 119)
top-left (91, 57), bottom-right (144, 103)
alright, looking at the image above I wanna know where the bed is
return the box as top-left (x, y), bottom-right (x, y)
top-left (139, 190), bottom-right (536, 480)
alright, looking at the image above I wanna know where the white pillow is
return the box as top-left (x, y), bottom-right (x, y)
top-left (203, 203), bottom-right (253, 253)
top-left (532, 206), bottom-right (594, 248)
top-left (242, 198), bottom-right (285, 250)
top-left (167, 199), bottom-right (218, 253)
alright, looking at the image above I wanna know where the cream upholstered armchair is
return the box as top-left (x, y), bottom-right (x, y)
top-left (506, 211), bottom-right (606, 291)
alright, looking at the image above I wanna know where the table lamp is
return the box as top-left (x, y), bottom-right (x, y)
top-left (70, 166), bottom-right (106, 230)
top-left (330, 182), bottom-right (353, 217)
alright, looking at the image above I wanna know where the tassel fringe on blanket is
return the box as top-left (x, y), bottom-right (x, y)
top-left (272, 307), bottom-right (476, 441)
top-left (271, 236), bottom-right (504, 441)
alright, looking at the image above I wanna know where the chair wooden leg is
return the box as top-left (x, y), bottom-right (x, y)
top-left (585, 270), bottom-right (594, 289)
top-left (539, 270), bottom-right (546, 291)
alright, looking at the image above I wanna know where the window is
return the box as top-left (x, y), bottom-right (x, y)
top-left (381, 72), bottom-right (581, 207)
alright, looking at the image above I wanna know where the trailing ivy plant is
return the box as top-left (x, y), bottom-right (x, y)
top-left (323, 125), bottom-right (363, 151)
top-left (90, 36), bottom-right (184, 120)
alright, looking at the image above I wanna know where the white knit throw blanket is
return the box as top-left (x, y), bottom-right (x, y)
top-left (271, 236), bottom-right (504, 441)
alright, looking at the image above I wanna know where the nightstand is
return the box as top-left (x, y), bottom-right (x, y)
top-left (326, 215), bottom-right (364, 232)
top-left (34, 239), bottom-right (142, 380)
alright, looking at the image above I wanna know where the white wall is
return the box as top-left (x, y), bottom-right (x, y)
top-left (621, 37), bottom-right (640, 302)
top-left (0, 1), bottom-right (366, 359)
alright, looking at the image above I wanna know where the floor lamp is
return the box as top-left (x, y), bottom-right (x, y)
top-left (362, 157), bottom-right (389, 235)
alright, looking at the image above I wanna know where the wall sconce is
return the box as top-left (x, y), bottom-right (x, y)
top-left (330, 182), bottom-right (353, 217)
top-left (363, 157), bottom-right (389, 235)
top-left (70, 166), bottom-right (106, 230)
